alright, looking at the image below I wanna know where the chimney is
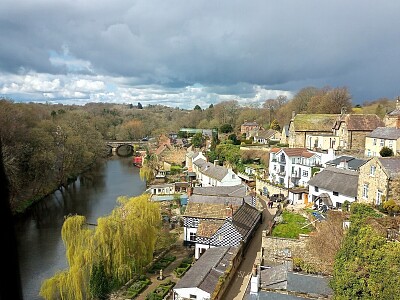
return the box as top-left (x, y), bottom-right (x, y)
top-left (214, 160), bottom-right (219, 166)
top-left (226, 204), bottom-right (233, 219)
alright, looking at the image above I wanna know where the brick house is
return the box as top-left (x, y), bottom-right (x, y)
top-left (332, 114), bottom-right (384, 150)
top-left (357, 157), bottom-right (400, 206)
top-left (241, 121), bottom-right (261, 136)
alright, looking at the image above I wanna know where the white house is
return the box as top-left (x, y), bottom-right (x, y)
top-left (269, 148), bottom-right (324, 188)
top-left (173, 246), bottom-right (239, 300)
top-left (307, 167), bottom-right (359, 210)
top-left (190, 152), bottom-right (242, 187)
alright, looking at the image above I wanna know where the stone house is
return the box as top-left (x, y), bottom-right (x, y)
top-left (357, 156), bottom-right (400, 206)
top-left (384, 97), bottom-right (400, 128)
top-left (365, 127), bottom-right (400, 157)
top-left (288, 113), bottom-right (339, 148)
top-left (280, 125), bottom-right (289, 145)
top-left (332, 113), bottom-right (384, 150)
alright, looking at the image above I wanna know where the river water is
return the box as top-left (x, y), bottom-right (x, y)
top-left (14, 156), bottom-right (146, 300)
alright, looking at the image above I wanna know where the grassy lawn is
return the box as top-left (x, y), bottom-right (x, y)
top-left (271, 211), bottom-right (314, 238)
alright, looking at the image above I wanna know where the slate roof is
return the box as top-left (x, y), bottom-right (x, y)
top-left (174, 246), bottom-right (238, 293)
top-left (255, 264), bottom-right (333, 300)
top-left (193, 157), bottom-right (208, 167)
top-left (325, 155), bottom-right (366, 170)
top-left (192, 184), bottom-right (248, 197)
top-left (333, 114), bottom-right (384, 131)
top-left (368, 127), bottom-right (400, 139)
top-left (307, 167), bottom-right (359, 197)
top-left (201, 163), bottom-right (230, 181)
top-left (256, 129), bottom-right (279, 139)
top-left (242, 121), bottom-right (259, 126)
top-left (378, 157), bottom-right (400, 178)
top-left (292, 114), bottom-right (338, 132)
top-left (232, 203), bottom-right (261, 241)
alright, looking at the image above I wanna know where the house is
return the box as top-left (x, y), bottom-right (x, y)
top-left (307, 167), bottom-right (359, 210)
top-left (365, 127), bottom-right (400, 157)
top-left (173, 246), bottom-right (240, 300)
top-left (268, 148), bottom-right (324, 189)
top-left (288, 113), bottom-right (339, 148)
top-left (253, 129), bottom-right (281, 144)
top-left (305, 133), bottom-right (340, 151)
top-left (332, 113), bottom-right (384, 150)
top-left (325, 155), bottom-right (366, 171)
top-left (357, 157), bottom-right (400, 206)
top-left (241, 120), bottom-right (261, 136)
top-left (384, 97), bottom-right (400, 128)
top-left (186, 151), bottom-right (207, 172)
top-left (190, 154), bottom-right (242, 187)
top-left (183, 191), bottom-right (260, 259)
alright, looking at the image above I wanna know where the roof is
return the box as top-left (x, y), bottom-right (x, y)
top-left (378, 157), bottom-right (400, 178)
top-left (231, 203), bottom-right (261, 241)
top-left (287, 272), bottom-right (333, 296)
top-left (368, 127), bottom-right (400, 139)
top-left (333, 114), bottom-right (384, 131)
top-left (197, 219), bottom-right (225, 237)
top-left (307, 167), bottom-right (359, 197)
top-left (201, 163), bottom-right (230, 181)
top-left (242, 121), bottom-right (259, 126)
top-left (184, 195), bottom-right (243, 218)
top-left (174, 246), bottom-right (238, 293)
top-left (325, 155), bottom-right (366, 170)
top-left (256, 129), bottom-right (279, 139)
top-left (276, 148), bottom-right (317, 158)
top-left (192, 185), bottom-right (248, 197)
top-left (292, 114), bottom-right (338, 132)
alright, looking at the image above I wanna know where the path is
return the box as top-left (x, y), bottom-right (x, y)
top-left (222, 195), bottom-right (277, 300)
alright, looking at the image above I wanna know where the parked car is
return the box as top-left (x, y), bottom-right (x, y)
top-left (270, 193), bottom-right (285, 202)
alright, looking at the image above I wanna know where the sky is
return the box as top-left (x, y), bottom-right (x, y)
top-left (1, 1), bottom-right (400, 109)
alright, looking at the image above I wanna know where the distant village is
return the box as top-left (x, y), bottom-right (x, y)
top-left (123, 100), bottom-right (400, 300)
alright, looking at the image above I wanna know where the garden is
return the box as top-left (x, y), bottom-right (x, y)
top-left (149, 254), bottom-right (176, 274)
top-left (123, 276), bottom-right (151, 299)
top-left (272, 210), bottom-right (314, 238)
top-left (145, 280), bottom-right (176, 300)
top-left (173, 255), bottom-right (193, 278)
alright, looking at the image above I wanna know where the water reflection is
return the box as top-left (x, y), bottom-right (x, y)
top-left (15, 156), bottom-right (145, 299)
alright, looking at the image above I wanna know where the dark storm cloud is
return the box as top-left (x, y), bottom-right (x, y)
top-left (1, 0), bottom-right (400, 106)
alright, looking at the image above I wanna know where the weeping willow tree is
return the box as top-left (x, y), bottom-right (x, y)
top-left (40, 194), bottom-right (161, 300)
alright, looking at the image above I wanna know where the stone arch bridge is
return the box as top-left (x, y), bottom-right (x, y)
top-left (105, 140), bottom-right (149, 156)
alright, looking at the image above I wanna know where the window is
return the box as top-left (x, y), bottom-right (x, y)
top-left (189, 294), bottom-right (197, 299)
top-left (376, 190), bottom-right (383, 205)
top-left (189, 232), bottom-right (196, 241)
top-left (314, 186), bottom-right (319, 192)
top-left (302, 170), bottom-right (309, 177)
top-left (389, 140), bottom-right (393, 149)
top-left (232, 174), bottom-right (235, 179)
top-left (373, 138), bottom-right (377, 145)
top-left (362, 183), bottom-right (369, 199)
top-left (370, 165), bottom-right (376, 176)
top-left (336, 202), bottom-right (342, 209)
top-left (333, 191), bottom-right (339, 196)
top-left (380, 139), bottom-right (384, 147)
top-left (367, 149), bottom-right (371, 157)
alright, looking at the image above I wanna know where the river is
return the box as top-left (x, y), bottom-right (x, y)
top-left (14, 156), bottom-right (146, 300)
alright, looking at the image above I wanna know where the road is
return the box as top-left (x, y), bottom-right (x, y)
top-left (222, 197), bottom-right (276, 300)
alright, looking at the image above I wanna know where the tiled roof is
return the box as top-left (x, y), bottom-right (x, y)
top-left (256, 129), bottom-right (279, 139)
top-left (270, 147), bottom-right (281, 153)
top-left (307, 167), bottom-right (359, 197)
top-left (242, 121), bottom-right (259, 126)
top-left (368, 127), bottom-right (400, 139)
top-left (287, 272), bottom-right (333, 296)
top-left (344, 114), bottom-right (384, 131)
top-left (193, 158), bottom-right (207, 167)
top-left (292, 114), bottom-right (338, 132)
top-left (174, 246), bottom-right (238, 293)
top-left (184, 201), bottom-right (241, 219)
top-left (188, 194), bottom-right (244, 205)
top-left (197, 219), bottom-right (225, 237)
top-left (278, 148), bottom-right (316, 158)
top-left (192, 185), bottom-right (248, 197)
top-left (378, 157), bottom-right (400, 178)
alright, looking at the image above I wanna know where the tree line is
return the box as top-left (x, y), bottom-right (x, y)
top-left (0, 88), bottom-right (395, 212)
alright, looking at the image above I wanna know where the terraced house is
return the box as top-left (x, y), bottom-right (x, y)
top-left (183, 186), bottom-right (260, 259)
top-left (365, 127), bottom-right (400, 157)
